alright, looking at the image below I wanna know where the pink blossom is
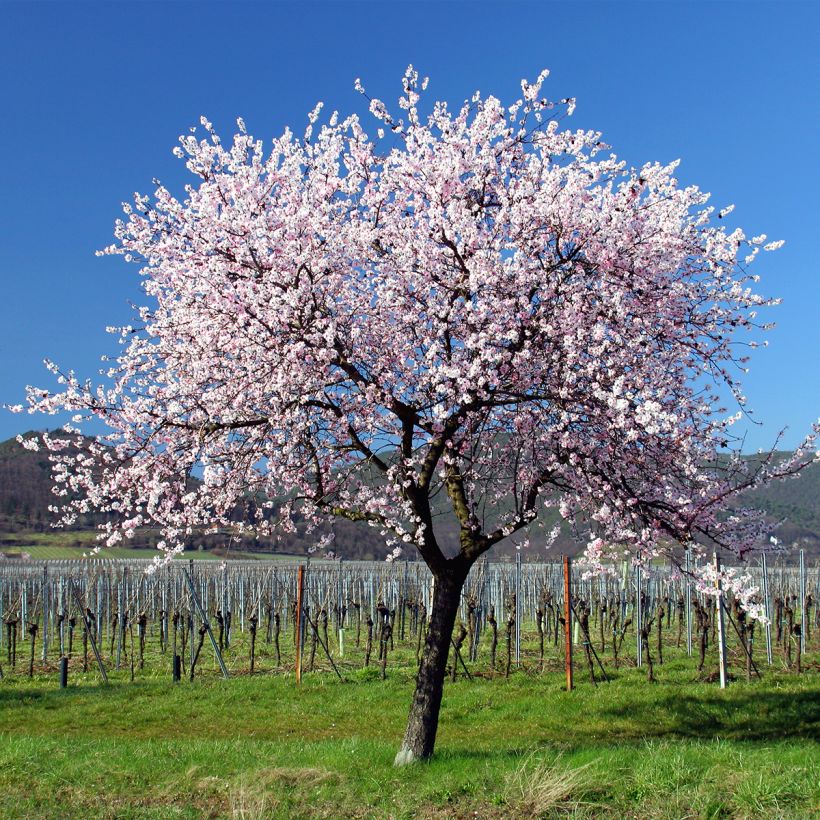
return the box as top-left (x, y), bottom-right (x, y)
top-left (16, 68), bottom-right (816, 581)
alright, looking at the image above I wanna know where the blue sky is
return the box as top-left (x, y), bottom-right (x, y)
top-left (1, 1), bottom-right (817, 452)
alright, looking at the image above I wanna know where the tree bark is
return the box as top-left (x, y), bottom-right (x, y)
top-left (395, 567), bottom-right (466, 765)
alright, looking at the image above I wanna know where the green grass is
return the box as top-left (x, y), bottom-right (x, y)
top-left (0, 655), bottom-right (817, 818)
top-left (0, 544), bottom-right (223, 560)
top-left (0, 529), bottom-right (314, 560)
top-left (0, 531), bottom-right (221, 560)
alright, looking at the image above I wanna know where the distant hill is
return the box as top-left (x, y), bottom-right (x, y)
top-left (739, 456), bottom-right (820, 554)
top-left (1, 433), bottom-right (817, 560)
top-left (0, 432), bottom-right (87, 531)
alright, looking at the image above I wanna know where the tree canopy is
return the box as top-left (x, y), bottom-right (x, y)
top-left (19, 69), bottom-right (816, 578)
top-left (15, 66), bottom-right (820, 762)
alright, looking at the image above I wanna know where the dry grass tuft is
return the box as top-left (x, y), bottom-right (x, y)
top-left (256, 765), bottom-right (336, 787)
top-left (228, 766), bottom-right (337, 818)
top-left (503, 752), bottom-right (594, 817)
top-left (230, 782), bottom-right (272, 819)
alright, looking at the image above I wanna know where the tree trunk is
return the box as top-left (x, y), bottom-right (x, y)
top-left (395, 568), bottom-right (466, 765)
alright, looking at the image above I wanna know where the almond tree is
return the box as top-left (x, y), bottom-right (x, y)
top-left (17, 68), bottom-right (817, 763)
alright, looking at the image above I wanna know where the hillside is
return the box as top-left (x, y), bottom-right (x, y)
top-left (0, 433), bottom-right (84, 531)
top-left (1, 433), bottom-right (817, 560)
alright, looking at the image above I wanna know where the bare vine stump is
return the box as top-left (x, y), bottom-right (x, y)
top-left (656, 603), bottom-right (665, 665)
top-left (734, 600), bottom-right (748, 680)
top-left (792, 623), bottom-right (801, 673)
top-left (610, 610), bottom-right (620, 667)
top-left (28, 622), bottom-right (38, 677)
top-left (505, 612), bottom-right (514, 678)
top-left (364, 616), bottom-right (373, 667)
top-left (320, 608), bottom-right (329, 655)
top-left (488, 606), bottom-right (498, 673)
top-left (545, 596), bottom-right (554, 642)
top-left (190, 624), bottom-right (207, 681)
top-left (615, 617), bottom-right (631, 668)
top-left (308, 611), bottom-right (318, 672)
top-left (352, 601), bottom-right (361, 647)
top-left (273, 612), bottom-right (281, 666)
top-left (172, 610), bottom-right (180, 656)
top-left (467, 597), bottom-right (477, 662)
top-left (6, 619), bottom-right (18, 668)
top-left (696, 601), bottom-right (711, 674)
top-left (67, 616), bottom-right (75, 659)
top-left (158, 610), bottom-right (166, 654)
top-left (380, 623), bottom-right (392, 680)
top-left (450, 623), bottom-right (467, 682)
top-left (138, 613), bottom-right (147, 670)
top-left (110, 612), bottom-right (118, 655)
top-left (676, 597), bottom-right (685, 648)
top-left (57, 612), bottom-right (65, 656)
top-left (249, 614), bottom-right (258, 674)
top-left (121, 612), bottom-right (129, 664)
top-left (179, 613), bottom-right (188, 661)
top-left (216, 611), bottom-right (225, 652)
top-left (746, 621), bottom-right (755, 682)
top-left (641, 618), bottom-right (656, 682)
top-left (86, 608), bottom-right (96, 641)
top-left (784, 603), bottom-right (794, 667)
top-left (129, 620), bottom-right (135, 682)
top-left (709, 599), bottom-right (717, 647)
top-left (578, 603), bottom-right (596, 684)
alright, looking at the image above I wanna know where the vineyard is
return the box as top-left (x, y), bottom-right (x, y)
top-left (1, 555), bottom-right (818, 817)
top-left (2, 555), bottom-right (817, 687)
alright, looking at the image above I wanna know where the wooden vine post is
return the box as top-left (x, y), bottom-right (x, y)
top-left (563, 555), bottom-right (573, 691)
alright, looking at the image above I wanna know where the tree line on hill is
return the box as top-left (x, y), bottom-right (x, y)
top-left (1, 432), bottom-right (818, 559)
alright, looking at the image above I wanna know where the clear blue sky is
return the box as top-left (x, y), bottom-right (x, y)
top-left (1, 1), bottom-right (817, 452)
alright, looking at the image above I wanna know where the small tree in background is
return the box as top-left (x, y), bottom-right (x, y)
top-left (16, 68), bottom-right (817, 763)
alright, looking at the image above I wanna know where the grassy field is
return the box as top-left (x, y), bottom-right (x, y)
top-left (0, 530), bottom-right (287, 561)
top-left (0, 544), bottom-right (225, 560)
top-left (0, 655), bottom-right (817, 818)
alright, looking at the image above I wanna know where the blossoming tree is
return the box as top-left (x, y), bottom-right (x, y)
top-left (17, 68), bottom-right (818, 763)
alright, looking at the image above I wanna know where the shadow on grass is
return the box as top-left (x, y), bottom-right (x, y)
top-left (1, 670), bottom-right (817, 754)
top-left (0, 680), bottom-right (149, 701)
top-left (597, 688), bottom-right (820, 742)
